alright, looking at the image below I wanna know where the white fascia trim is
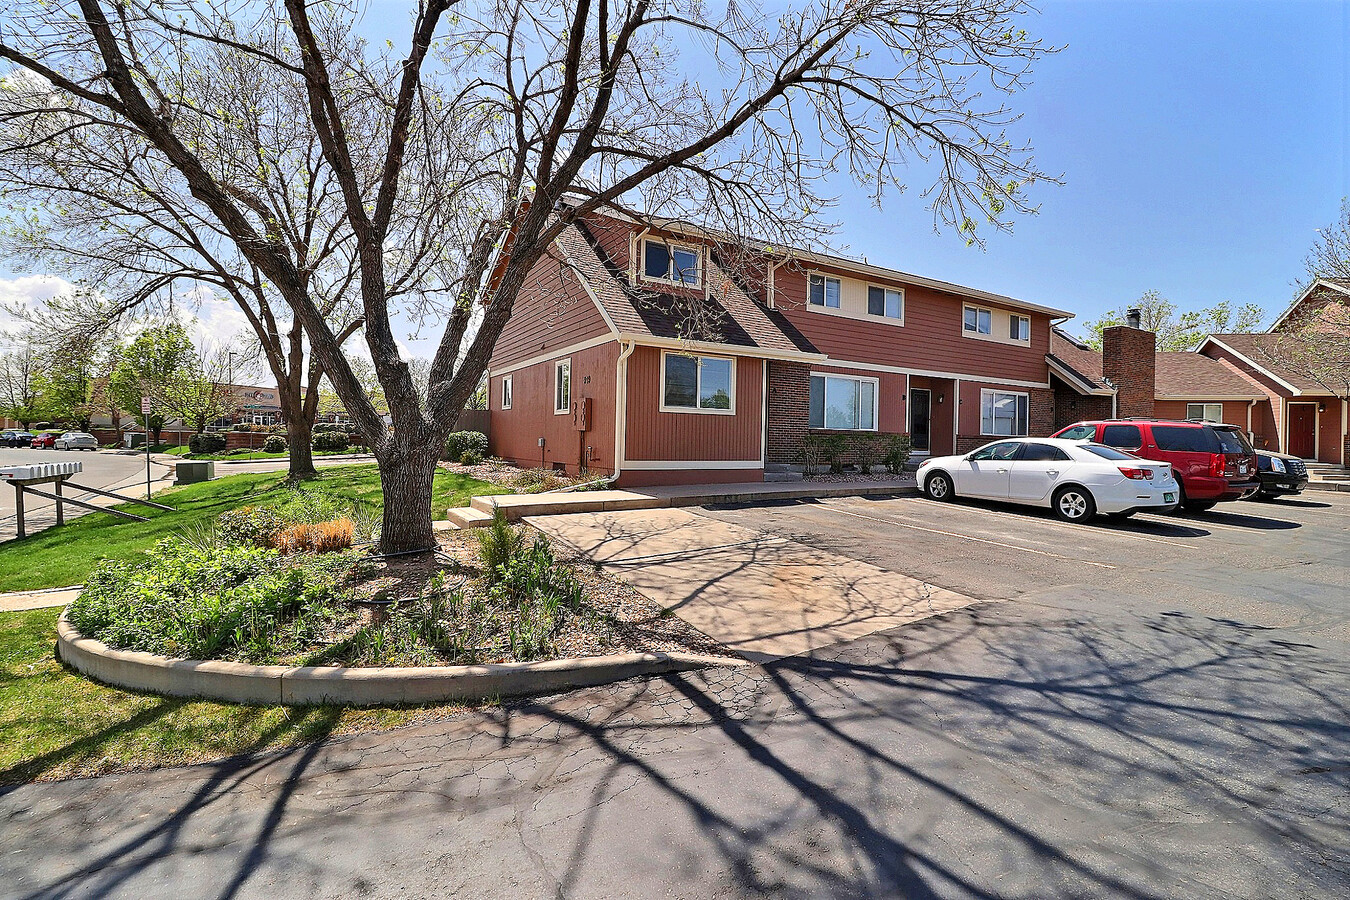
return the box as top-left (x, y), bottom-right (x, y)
top-left (821, 357), bottom-right (1051, 390)
top-left (1198, 337), bottom-right (1303, 395)
top-left (618, 333), bottom-right (825, 364)
top-left (621, 459), bottom-right (763, 471)
top-left (1046, 356), bottom-right (1114, 396)
top-left (488, 334), bottom-right (615, 379)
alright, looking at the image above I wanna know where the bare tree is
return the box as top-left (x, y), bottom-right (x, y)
top-left (0, 344), bottom-right (44, 426)
top-left (165, 345), bottom-right (236, 435)
top-left (1260, 293), bottom-right (1350, 399)
top-left (0, 60), bottom-right (363, 479)
top-left (0, 0), bottom-right (1053, 551)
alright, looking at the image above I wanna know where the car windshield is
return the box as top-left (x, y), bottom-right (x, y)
top-left (1081, 444), bottom-right (1140, 461)
top-left (1214, 428), bottom-right (1253, 455)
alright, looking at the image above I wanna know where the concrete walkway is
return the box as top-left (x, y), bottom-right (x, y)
top-left (531, 507), bottom-right (983, 662)
top-left (0, 587), bottom-right (80, 612)
top-left (447, 477), bottom-right (916, 527)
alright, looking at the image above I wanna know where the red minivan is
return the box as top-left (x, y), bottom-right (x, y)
top-left (1052, 419), bottom-right (1259, 512)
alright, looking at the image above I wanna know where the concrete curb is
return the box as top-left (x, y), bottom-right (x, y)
top-left (56, 613), bottom-right (744, 707)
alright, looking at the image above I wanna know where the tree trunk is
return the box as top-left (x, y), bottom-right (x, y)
top-left (377, 437), bottom-right (439, 554)
top-left (286, 415), bottom-right (316, 480)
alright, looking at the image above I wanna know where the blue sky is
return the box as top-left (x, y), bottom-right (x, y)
top-left (831, 0), bottom-right (1347, 334)
top-left (2, 0), bottom-right (1344, 347)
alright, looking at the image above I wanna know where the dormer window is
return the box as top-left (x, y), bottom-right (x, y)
top-left (642, 239), bottom-right (701, 286)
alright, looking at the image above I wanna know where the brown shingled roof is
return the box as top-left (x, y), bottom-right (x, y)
top-left (560, 220), bottom-right (818, 357)
top-left (1048, 328), bottom-right (1108, 391)
top-left (1155, 352), bottom-right (1264, 399)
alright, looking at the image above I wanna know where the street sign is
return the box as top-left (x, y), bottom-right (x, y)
top-left (141, 396), bottom-right (152, 414)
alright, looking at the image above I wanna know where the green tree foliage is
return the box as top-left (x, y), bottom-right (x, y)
top-left (1080, 292), bottom-right (1265, 352)
top-left (110, 321), bottom-right (194, 443)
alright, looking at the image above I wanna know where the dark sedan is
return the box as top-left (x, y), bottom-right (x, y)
top-left (1, 430), bottom-right (35, 447)
top-left (1249, 450), bottom-right (1308, 499)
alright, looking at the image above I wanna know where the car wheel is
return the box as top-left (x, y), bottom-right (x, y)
top-left (1052, 485), bottom-right (1096, 523)
top-left (1183, 499), bottom-right (1218, 512)
top-left (925, 471), bottom-right (955, 502)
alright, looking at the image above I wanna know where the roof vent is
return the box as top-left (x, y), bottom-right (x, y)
top-left (1126, 307), bottom-right (1142, 329)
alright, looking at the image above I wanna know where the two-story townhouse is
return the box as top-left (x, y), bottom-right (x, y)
top-left (485, 208), bottom-right (1072, 486)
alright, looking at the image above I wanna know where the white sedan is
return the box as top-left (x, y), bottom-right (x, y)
top-left (916, 438), bottom-right (1179, 523)
top-left (53, 431), bottom-right (99, 451)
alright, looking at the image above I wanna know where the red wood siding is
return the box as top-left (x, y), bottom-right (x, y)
top-left (623, 347), bottom-right (763, 462)
top-left (489, 342), bottom-right (618, 475)
top-left (772, 264), bottom-right (1052, 384)
top-left (488, 246), bottom-right (612, 370)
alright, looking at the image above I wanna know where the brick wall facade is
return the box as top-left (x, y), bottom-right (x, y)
top-left (766, 360), bottom-right (810, 465)
top-left (1102, 324), bottom-right (1155, 418)
top-left (1053, 386), bottom-right (1113, 430)
top-left (956, 386), bottom-right (1056, 454)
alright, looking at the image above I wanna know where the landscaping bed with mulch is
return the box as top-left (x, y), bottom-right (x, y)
top-left (65, 511), bottom-right (733, 672)
top-left (439, 457), bottom-right (602, 493)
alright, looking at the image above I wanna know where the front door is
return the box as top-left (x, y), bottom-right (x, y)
top-left (1288, 404), bottom-right (1317, 459)
top-left (910, 388), bottom-right (931, 452)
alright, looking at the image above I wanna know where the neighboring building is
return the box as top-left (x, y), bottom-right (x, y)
top-left (1050, 279), bottom-right (1348, 465)
top-left (486, 208), bottom-right (1072, 486)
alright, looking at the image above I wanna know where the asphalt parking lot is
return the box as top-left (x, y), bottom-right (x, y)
top-left (3, 490), bottom-right (1346, 898)
top-left (695, 489), bottom-right (1350, 644)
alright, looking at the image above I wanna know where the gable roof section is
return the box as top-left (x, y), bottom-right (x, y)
top-left (1155, 352), bottom-right (1264, 399)
top-left (1198, 333), bottom-right (1328, 394)
top-left (561, 219), bottom-right (822, 361)
top-left (1270, 277), bottom-right (1350, 331)
top-left (1047, 327), bottom-right (1111, 394)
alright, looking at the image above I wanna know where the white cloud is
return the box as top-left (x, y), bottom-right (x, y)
top-left (0, 274), bottom-right (76, 334)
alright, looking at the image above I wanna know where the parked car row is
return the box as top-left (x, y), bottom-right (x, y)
top-left (1, 430), bottom-right (99, 450)
top-left (917, 417), bottom-right (1289, 525)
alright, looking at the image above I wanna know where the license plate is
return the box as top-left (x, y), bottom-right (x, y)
top-left (1239, 463), bottom-right (1248, 474)
top-left (1164, 492), bottom-right (1176, 503)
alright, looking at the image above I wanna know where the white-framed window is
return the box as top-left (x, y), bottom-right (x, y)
top-left (553, 359), bottom-right (571, 415)
top-left (808, 274), bottom-right (841, 309)
top-left (981, 389), bottom-right (1029, 436)
top-left (964, 305), bottom-right (993, 335)
top-left (641, 238), bottom-right (701, 286)
top-left (809, 373), bottom-right (878, 431)
top-left (867, 285), bottom-right (904, 321)
top-left (500, 375), bottom-right (512, 410)
top-left (1186, 402), bottom-right (1223, 423)
top-left (660, 352), bottom-right (735, 414)
top-left (1010, 314), bottom-right (1030, 341)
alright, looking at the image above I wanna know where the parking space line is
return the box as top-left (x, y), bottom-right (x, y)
top-left (863, 497), bottom-right (1200, 550)
top-left (816, 504), bottom-right (1117, 569)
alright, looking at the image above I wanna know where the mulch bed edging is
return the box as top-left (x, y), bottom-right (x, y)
top-left (56, 612), bottom-right (746, 707)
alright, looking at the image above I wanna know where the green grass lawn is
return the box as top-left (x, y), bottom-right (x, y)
top-left (0, 464), bottom-right (508, 592)
top-left (0, 606), bottom-right (482, 784)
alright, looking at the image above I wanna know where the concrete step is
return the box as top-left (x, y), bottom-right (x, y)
top-left (764, 471), bottom-right (805, 483)
top-left (443, 506), bottom-right (495, 529)
top-left (471, 490), bottom-right (666, 520)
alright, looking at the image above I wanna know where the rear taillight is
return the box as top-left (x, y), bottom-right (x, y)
top-left (1118, 467), bottom-right (1154, 480)
top-left (1209, 453), bottom-right (1226, 477)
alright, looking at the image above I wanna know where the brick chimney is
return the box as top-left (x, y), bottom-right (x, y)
top-left (1102, 312), bottom-right (1155, 418)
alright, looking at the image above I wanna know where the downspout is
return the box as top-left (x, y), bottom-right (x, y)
top-left (1247, 399), bottom-right (1256, 443)
top-left (602, 339), bottom-right (637, 487)
top-left (1103, 378), bottom-right (1118, 418)
top-left (766, 259), bottom-right (782, 309)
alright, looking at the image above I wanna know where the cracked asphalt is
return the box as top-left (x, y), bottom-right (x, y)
top-left (1, 492), bottom-right (1347, 899)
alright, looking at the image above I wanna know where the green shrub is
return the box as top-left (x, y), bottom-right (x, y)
top-left (484, 535), bottom-right (584, 660)
top-left (476, 508), bottom-right (526, 575)
top-left (66, 539), bottom-right (353, 662)
top-left (228, 447), bottom-right (252, 456)
top-left (263, 434), bottom-right (287, 453)
top-left (188, 432), bottom-right (227, 455)
top-left (217, 506), bottom-right (286, 547)
top-left (444, 430), bottom-right (488, 461)
top-left (459, 450), bottom-right (483, 466)
top-left (884, 434), bottom-right (914, 474)
top-left (821, 434), bottom-right (847, 474)
top-left (312, 430), bottom-right (349, 452)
